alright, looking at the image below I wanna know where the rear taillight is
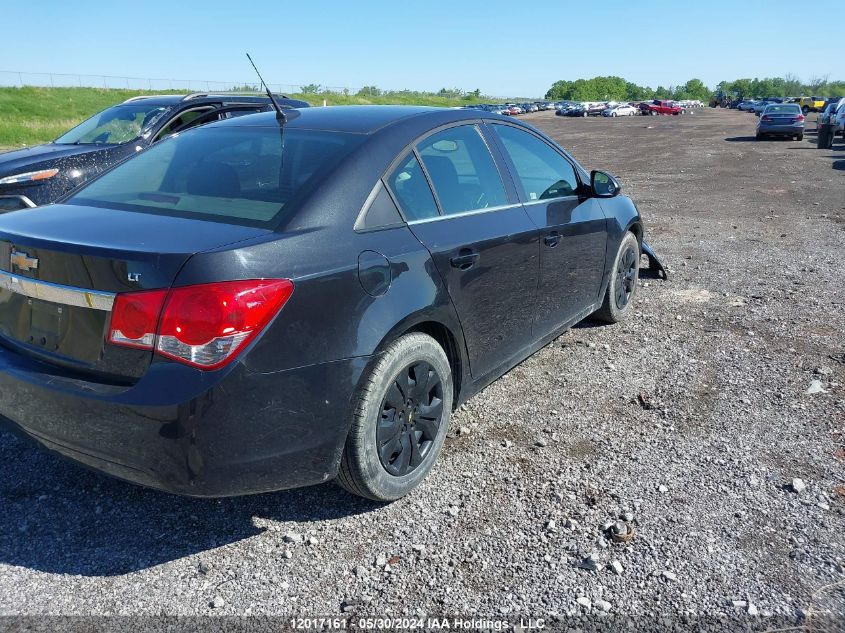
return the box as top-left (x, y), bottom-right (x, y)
top-left (110, 290), bottom-right (167, 350)
top-left (796, 114), bottom-right (805, 122)
top-left (761, 115), bottom-right (772, 121)
top-left (108, 279), bottom-right (294, 370)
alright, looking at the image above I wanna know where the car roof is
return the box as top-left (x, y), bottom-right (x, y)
top-left (203, 105), bottom-right (504, 134)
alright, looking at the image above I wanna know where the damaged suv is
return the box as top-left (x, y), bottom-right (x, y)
top-left (0, 93), bottom-right (309, 212)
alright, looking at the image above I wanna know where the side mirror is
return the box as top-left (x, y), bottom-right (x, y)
top-left (591, 170), bottom-right (621, 198)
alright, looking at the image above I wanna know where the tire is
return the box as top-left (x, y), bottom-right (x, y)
top-left (818, 125), bottom-right (833, 149)
top-left (756, 133), bottom-right (763, 140)
top-left (337, 332), bottom-right (453, 501)
top-left (797, 134), bottom-right (803, 141)
top-left (593, 232), bottom-right (640, 324)
top-left (802, 106), bottom-right (810, 114)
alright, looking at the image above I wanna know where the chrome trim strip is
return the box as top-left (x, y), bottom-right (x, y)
top-left (0, 270), bottom-right (115, 311)
top-left (407, 203), bottom-right (522, 225)
top-left (0, 195), bottom-right (37, 208)
top-left (521, 195), bottom-right (580, 207)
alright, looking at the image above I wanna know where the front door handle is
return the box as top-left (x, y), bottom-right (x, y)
top-left (543, 232), bottom-right (561, 248)
top-left (450, 250), bottom-right (479, 270)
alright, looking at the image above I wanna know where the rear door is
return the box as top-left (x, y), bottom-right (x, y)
top-left (487, 122), bottom-right (607, 337)
top-left (384, 123), bottom-right (539, 378)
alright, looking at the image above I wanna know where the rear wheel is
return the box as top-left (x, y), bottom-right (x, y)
top-left (594, 232), bottom-right (640, 324)
top-left (796, 134), bottom-right (803, 141)
top-left (818, 125), bottom-right (833, 148)
top-left (337, 333), bottom-right (453, 501)
top-left (756, 133), bottom-right (764, 140)
top-left (802, 105), bottom-right (810, 114)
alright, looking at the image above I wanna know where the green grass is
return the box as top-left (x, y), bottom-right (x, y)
top-left (0, 86), bottom-right (492, 148)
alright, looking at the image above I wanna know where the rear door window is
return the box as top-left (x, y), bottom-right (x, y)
top-left (416, 125), bottom-right (507, 215)
top-left (386, 153), bottom-right (439, 222)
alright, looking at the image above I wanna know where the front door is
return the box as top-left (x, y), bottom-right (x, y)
top-left (385, 124), bottom-right (539, 378)
top-left (488, 122), bottom-right (607, 337)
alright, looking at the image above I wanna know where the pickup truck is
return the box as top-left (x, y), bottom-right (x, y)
top-left (796, 96), bottom-right (826, 113)
top-left (640, 100), bottom-right (682, 116)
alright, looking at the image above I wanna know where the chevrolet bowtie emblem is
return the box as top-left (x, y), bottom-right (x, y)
top-left (10, 250), bottom-right (38, 272)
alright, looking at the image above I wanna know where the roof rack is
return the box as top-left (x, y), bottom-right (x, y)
top-left (181, 91), bottom-right (290, 101)
top-left (122, 94), bottom-right (182, 103)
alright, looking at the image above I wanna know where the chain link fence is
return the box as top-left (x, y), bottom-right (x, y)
top-left (0, 70), bottom-right (349, 95)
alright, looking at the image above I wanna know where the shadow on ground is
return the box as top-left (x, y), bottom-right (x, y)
top-left (0, 428), bottom-right (380, 577)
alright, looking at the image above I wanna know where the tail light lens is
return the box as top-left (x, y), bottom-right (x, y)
top-left (761, 115), bottom-right (772, 122)
top-left (108, 279), bottom-right (294, 370)
top-left (109, 290), bottom-right (167, 349)
top-left (796, 114), bottom-right (805, 122)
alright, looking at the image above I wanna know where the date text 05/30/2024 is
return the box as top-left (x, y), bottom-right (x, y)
top-left (289, 617), bottom-right (547, 630)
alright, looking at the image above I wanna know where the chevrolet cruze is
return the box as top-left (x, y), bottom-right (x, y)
top-left (0, 106), bottom-right (664, 500)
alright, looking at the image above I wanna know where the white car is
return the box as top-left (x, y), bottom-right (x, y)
top-left (602, 104), bottom-right (638, 117)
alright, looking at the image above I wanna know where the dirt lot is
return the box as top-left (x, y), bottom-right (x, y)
top-left (0, 108), bottom-right (843, 627)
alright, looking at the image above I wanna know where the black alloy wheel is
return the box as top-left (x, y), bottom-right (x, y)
top-left (377, 362), bottom-right (444, 476)
top-left (615, 245), bottom-right (638, 310)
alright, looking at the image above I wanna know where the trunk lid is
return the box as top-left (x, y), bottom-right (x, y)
top-left (0, 203), bottom-right (270, 381)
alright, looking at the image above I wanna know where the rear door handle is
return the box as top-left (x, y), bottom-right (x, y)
top-left (450, 250), bottom-right (480, 270)
top-left (543, 232), bottom-right (561, 248)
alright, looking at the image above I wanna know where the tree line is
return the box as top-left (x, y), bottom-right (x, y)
top-left (545, 75), bottom-right (845, 102)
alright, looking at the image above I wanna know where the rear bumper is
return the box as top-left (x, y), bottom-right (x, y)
top-left (0, 343), bottom-right (370, 496)
top-left (758, 123), bottom-right (804, 135)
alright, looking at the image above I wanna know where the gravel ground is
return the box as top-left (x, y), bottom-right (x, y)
top-left (0, 108), bottom-right (843, 628)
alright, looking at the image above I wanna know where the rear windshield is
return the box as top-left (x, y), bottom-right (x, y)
top-left (68, 126), bottom-right (364, 227)
top-left (765, 104), bottom-right (801, 114)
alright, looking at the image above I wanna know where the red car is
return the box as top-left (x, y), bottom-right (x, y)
top-left (640, 100), bottom-right (682, 116)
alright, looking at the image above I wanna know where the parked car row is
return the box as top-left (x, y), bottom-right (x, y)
top-left (553, 99), bottom-right (695, 118)
top-left (463, 101), bottom-right (555, 116)
top-left (731, 96), bottom-right (839, 115)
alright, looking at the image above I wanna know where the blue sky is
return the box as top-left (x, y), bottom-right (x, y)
top-left (1, 0), bottom-right (839, 97)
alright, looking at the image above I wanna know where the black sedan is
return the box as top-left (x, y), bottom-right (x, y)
top-left (566, 103), bottom-right (607, 117)
top-left (0, 93), bottom-right (309, 212)
top-left (0, 106), bottom-right (664, 501)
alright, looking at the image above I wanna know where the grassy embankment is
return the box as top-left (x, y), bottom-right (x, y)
top-left (0, 86), bottom-right (490, 149)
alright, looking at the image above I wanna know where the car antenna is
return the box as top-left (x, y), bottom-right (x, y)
top-left (246, 53), bottom-right (286, 123)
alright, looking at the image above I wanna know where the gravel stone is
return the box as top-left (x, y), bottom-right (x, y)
top-left (806, 380), bottom-right (826, 394)
top-left (791, 478), bottom-right (807, 494)
top-left (0, 109), bottom-right (842, 623)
